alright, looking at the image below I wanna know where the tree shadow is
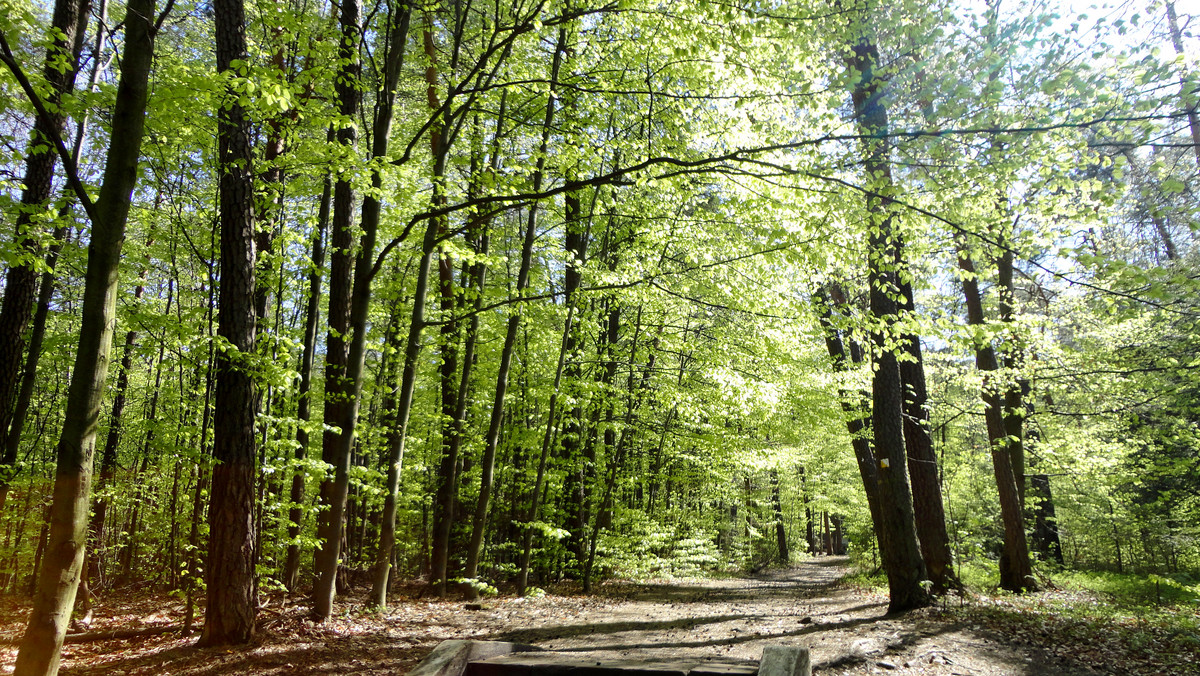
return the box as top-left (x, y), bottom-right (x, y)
top-left (487, 615), bottom-right (757, 643)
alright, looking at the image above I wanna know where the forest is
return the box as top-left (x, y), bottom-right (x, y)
top-left (0, 0), bottom-right (1197, 671)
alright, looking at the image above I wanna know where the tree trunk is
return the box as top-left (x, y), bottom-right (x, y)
top-left (311, 0), bottom-right (364, 621)
top-left (1166, 0), bottom-right (1200, 175)
top-left (517, 300), bottom-right (577, 595)
top-left (14, 0), bottom-right (158, 669)
top-left (956, 246), bottom-right (1035, 593)
top-left (815, 287), bottom-right (884, 541)
top-left (86, 242), bottom-right (153, 589)
top-left (849, 33), bottom-right (929, 614)
top-left (0, 0), bottom-right (90, 517)
top-left (283, 137), bottom-right (332, 592)
top-left (0, 223), bottom-right (70, 515)
top-left (895, 277), bottom-right (956, 591)
top-left (201, 0), bottom-right (260, 645)
top-left (770, 470), bottom-right (788, 563)
top-left (463, 29), bottom-right (568, 587)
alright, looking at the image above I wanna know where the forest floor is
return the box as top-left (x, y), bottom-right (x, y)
top-left (1, 556), bottom-right (1196, 675)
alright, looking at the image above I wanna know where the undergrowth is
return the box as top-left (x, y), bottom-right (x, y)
top-left (845, 558), bottom-right (1200, 675)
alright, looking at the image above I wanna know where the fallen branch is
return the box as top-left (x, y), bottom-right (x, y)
top-left (0, 624), bottom-right (193, 645)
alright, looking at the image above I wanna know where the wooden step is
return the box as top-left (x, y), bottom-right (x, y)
top-left (466, 652), bottom-right (760, 676)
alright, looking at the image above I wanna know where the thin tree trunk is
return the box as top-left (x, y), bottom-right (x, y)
top-left (770, 470), bottom-right (788, 563)
top-left (14, 0), bottom-right (158, 668)
top-left (311, 0), bottom-right (365, 621)
top-left (1166, 0), bottom-right (1200, 175)
top-left (815, 287), bottom-right (884, 541)
top-left (86, 238), bottom-right (153, 589)
top-left (463, 28), bottom-right (569, 585)
top-left (283, 140), bottom-right (332, 592)
top-left (0, 223), bottom-right (69, 515)
top-left (516, 300), bottom-right (577, 595)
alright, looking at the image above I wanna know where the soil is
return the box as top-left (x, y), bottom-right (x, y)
top-left (0, 557), bottom-right (1114, 675)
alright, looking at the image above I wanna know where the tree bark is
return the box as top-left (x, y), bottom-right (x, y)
top-left (849, 33), bottom-right (929, 614)
top-left (14, 0), bottom-right (158, 669)
top-left (311, 0), bottom-right (364, 621)
top-left (895, 277), bottom-right (956, 591)
top-left (956, 246), bottom-right (1036, 593)
top-left (201, 0), bottom-right (260, 645)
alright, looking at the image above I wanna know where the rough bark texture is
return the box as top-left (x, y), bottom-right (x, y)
top-left (202, 0), bottom-right (260, 646)
top-left (850, 35), bottom-right (929, 614)
top-left (14, 0), bottom-right (157, 670)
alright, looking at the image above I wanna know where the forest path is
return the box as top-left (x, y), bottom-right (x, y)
top-left (13, 557), bottom-right (1101, 675)
top-left (487, 557), bottom-right (1094, 676)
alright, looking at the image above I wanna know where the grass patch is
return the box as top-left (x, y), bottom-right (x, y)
top-left (840, 565), bottom-right (887, 592)
top-left (1054, 569), bottom-right (1200, 608)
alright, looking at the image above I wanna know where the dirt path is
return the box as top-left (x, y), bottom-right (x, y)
top-left (1, 557), bottom-right (1101, 675)
top-left (488, 558), bottom-right (1095, 676)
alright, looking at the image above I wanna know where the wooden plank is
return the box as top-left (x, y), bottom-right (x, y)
top-left (466, 652), bottom-right (759, 676)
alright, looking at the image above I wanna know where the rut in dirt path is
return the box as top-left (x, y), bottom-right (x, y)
top-left (485, 556), bottom-right (1099, 676)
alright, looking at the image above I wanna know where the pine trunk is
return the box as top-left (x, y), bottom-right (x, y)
top-left (202, 0), bottom-right (260, 645)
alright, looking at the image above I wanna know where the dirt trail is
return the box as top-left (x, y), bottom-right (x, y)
top-left (492, 558), bottom-right (1095, 676)
top-left (1, 557), bottom-right (1100, 675)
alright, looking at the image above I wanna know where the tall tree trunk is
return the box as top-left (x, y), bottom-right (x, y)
top-left (0, 223), bottom-right (70, 515)
top-left (463, 29), bottom-right (568, 587)
top-left (283, 138), bottom-right (333, 592)
top-left (956, 245), bottom-right (1035, 593)
top-left (849, 32), bottom-right (929, 614)
top-left (311, 0), bottom-right (364, 621)
top-left (996, 244), bottom-right (1026, 507)
top-left (771, 470), bottom-right (788, 563)
top-left (14, 0), bottom-right (158, 668)
top-left (0, 0), bottom-right (90, 516)
top-left (516, 300), bottom-right (577, 595)
top-left (86, 239), bottom-right (153, 590)
top-left (815, 287), bottom-right (884, 541)
top-left (896, 276), bottom-right (956, 591)
top-left (202, 0), bottom-right (260, 645)
top-left (369, 303), bottom-right (407, 604)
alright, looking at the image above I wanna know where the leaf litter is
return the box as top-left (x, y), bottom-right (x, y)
top-left (0, 557), bottom-right (1195, 675)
